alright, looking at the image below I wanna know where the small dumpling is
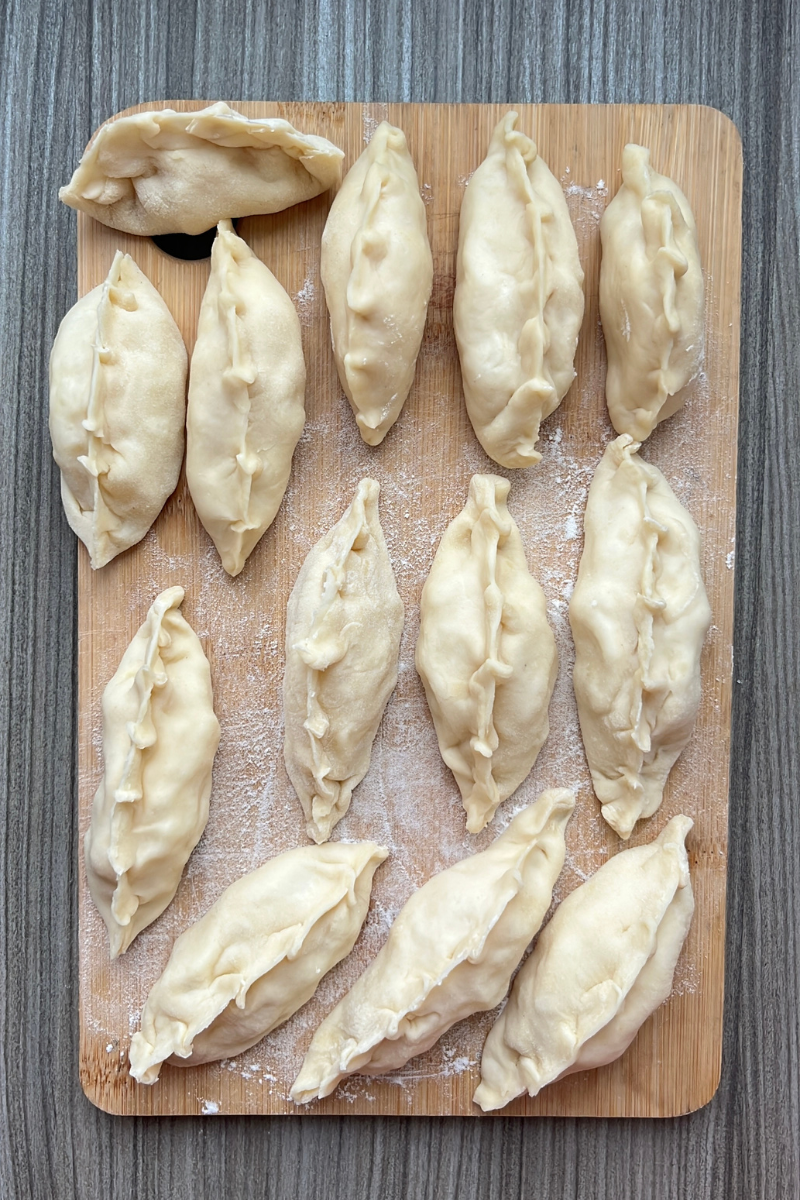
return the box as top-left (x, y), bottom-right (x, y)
top-left (320, 121), bottom-right (433, 445)
top-left (129, 841), bottom-right (388, 1084)
top-left (474, 814), bottom-right (694, 1110)
top-left (600, 143), bottom-right (704, 441)
top-left (453, 111), bottom-right (585, 469)
top-left (283, 479), bottom-right (404, 843)
top-left (59, 102), bottom-right (344, 236)
top-left (186, 221), bottom-right (306, 576)
top-left (85, 587), bottom-right (221, 958)
top-left (416, 474), bottom-right (557, 832)
top-left (48, 251), bottom-right (187, 569)
top-left (290, 789), bottom-right (574, 1103)
top-left (569, 436), bottom-right (711, 839)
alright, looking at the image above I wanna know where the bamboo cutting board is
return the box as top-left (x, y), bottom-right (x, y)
top-left (76, 101), bottom-right (742, 1117)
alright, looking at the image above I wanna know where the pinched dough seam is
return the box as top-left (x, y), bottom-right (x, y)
top-left (107, 588), bottom-right (182, 926)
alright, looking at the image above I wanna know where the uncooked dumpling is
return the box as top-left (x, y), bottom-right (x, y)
top-left (48, 251), bottom-right (187, 569)
top-left (321, 121), bottom-right (433, 445)
top-left (600, 143), bottom-right (704, 441)
top-left (290, 788), bottom-right (574, 1103)
top-left (569, 436), bottom-right (711, 839)
top-left (59, 102), bottom-right (344, 236)
top-left (475, 814), bottom-right (694, 1110)
top-left (283, 479), bottom-right (404, 843)
top-left (453, 111), bottom-right (584, 469)
top-left (186, 221), bottom-right (306, 576)
top-left (129, 841), bottom-right (387, 1084)
top-left (85, 587), bottom-right (220, 958)
top-left (416, 474), bottom-right (557, 832)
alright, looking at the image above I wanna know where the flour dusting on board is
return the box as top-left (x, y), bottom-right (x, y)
top-left (78, 107), bottom-right (738, 1116)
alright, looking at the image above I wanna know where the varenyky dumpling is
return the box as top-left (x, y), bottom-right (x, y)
top-left (186, 221), bottom-right (306, 576)
top-left (600, 143), bottom-right (704, 441)
top-left (48, 251), bottom-right (187, 569)
top-left (474, 814), bottom-right (694, 1110)
top-left (416, 474), bottom-right (557, 832)
top-left (290, 789), bottom-right (575, 1103)
top-left (321, 121), bottom-right (433, 445)
top-left (85, 587), bottom-right (220, 958)
top-left (454, 111), bottom-right (584, 469)
top-left (59, 102), bottom-right (344, 236)
top-left (129, 841), bottom-right (388, 1084)
top-left (283, 479), bottom-right (404, 843)
top-left (569, 436), bottom-right (711, 839)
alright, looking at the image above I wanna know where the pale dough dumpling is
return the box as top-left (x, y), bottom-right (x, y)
top-left (283, 479), bottom-right (404, 843)
top-left (186, 221), bottom-right (306, 576)
top-left (85, 587), bottom-right (221, 958)
top-left (569, 436), bottom-right (711, 839)
top-left (453, 111), bottom-right (585, 469)
top-left (129, 841), bottom-right (388, 1084)
top-left (475, 814), bottom-right (694, 1110)
top-left (416, 474), bottom-right (557, 832)
top-left (59, 103), bottom-right (344, 236)
top-left (321, 121), bottom-right (433, 445)
top-left (48, 251), bottom-right (187, 569)
top-left (290, 788), bottom-right (574, 1103)
top-left (600, 143), bottom-right (704, 441)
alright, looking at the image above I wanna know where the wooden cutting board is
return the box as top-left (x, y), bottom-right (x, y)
top-left (76, 101), bottom-right (741, 1117)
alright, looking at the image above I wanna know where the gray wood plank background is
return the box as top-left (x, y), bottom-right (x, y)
top-left (1, 0), bottom-right (797, 1195)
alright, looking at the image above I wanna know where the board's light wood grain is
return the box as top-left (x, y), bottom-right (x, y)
top-left (76, 101), bottom-right (741, 1119)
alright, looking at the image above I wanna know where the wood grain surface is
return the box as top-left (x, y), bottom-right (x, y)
top-left (1, 0), bottom-right (798, 1196)
top-left (76, 100), bottom-right (741, 1120)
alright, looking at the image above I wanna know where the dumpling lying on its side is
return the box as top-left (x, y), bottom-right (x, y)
top-left (129, 841), bottom-right (388, 1084)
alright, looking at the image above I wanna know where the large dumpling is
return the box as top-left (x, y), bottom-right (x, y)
top-left (283, 479), bottom-right (404, 843)
top-left (569, 435), bottom-right (711, 839)
top-left (321, 121), bottom-right (433, 445)
top-left (129, 841), bottom-right (387, 1084)
top-left (453, 111), bottom-right (584, 469)
top-left (599, 143), bottom-right (705, 441)
top-left (290, 788), bottom-right (575, 1103)
top-left (475, 814), bottom-right (694, 1110)
top-left (85, 587), bottom-right (221, 957)
top-left (48, 251), bottom-right (187, 569)
top-left (416, 474), bottom-right (557, 832)
top-left (59, 102), bottom-right (344, 236)
top-left (186, 221), bottom-right (306, 576)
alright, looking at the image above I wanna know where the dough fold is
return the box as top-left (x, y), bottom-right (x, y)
top-left (129, 841), bottom-right (387, 1084)
top-left (283, 479), bottom-right (404, 843)
top-left (600, 143), bottom-right (704, 441)
top-left (569, 435), bottom-right (711, 838)
top-left (321, 121), bottom-right (433, 445)
top-left (475, 814), bottom-right (694, 1110)
top-left (48, 251), bottom-right (187, 569)
top-left (187, 221), bottom-right (306, 576)
top-left (454, 111), bottom-right (584, 468)
top-left (416, 474), bottom-right (557, 832)
top-left (59, 102), bottom-right (344, 235)
top-left (85, 587), bottom-right (221, 957)
top-left (290, 788), bottom-right (575, 1103)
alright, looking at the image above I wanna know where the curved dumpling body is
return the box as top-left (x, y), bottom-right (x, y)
top-left (85, 587), bottom-right (221, 958)
top-left (59, 103), bottom-right (344, 236)
top-left (453, 111), bottom-right (585, 469)
top-left (283, 479), bottom-right (404, 843)
top-left (600, 143), bottom-right (704, 441)
top-left (290, 788), bottom-right (575, 1103)
top-left (321, 121), bottom-right (433, 445)
top-left (569, 436), bottom-right (710, 839)
top-left (186, 221), bottom-right (306, 576)
top-left (474, 814), bottom-right (694, 1110)
top-left (129, 841), bottom-right (388, 1084)
top-left (48, 251), bottom-right (187, 569)
top-left (416, 474), bottom-right (557, 832)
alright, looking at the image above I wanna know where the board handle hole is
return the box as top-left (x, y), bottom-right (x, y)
top-left (151, 219), bottom-right (239, 261)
